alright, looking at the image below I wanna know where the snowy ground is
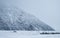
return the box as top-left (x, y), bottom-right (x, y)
top-left (0, 31), bottom-right (60, 38)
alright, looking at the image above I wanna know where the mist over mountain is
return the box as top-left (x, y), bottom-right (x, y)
top-left (0, 6), bottom-right (55, 31)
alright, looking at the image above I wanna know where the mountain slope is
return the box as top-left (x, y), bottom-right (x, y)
top-left (0, 6), bottom-right (55, 31)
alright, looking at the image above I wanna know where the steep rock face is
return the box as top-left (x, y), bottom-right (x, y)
top-left (0, 6), bottom-right (55, 31)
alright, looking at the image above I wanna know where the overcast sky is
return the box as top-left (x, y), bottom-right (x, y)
top-left (0, 0), bottom-right (60, 31)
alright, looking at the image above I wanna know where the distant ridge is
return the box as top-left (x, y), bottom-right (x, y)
top-left (0, 6), bottom-right (55, 31)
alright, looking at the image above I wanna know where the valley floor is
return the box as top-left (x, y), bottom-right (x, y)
top-left (0, 31), bottom-right (60, 38)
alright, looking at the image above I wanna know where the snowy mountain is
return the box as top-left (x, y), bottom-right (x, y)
top-left (0, 6), bottom-right (55, 31)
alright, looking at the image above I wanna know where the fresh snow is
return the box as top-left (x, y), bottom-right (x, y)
top-left (0, 31), bottom-right (60, 38)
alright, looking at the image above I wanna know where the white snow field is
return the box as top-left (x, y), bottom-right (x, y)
top-left (0, 31), bottom-right (60, 38)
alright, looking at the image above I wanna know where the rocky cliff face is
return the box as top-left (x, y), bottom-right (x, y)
top-left (0, 6), bottom-right (55, 31)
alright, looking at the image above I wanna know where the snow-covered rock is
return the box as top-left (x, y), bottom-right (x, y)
top-left (0, 6), bottom-right (55, 31)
